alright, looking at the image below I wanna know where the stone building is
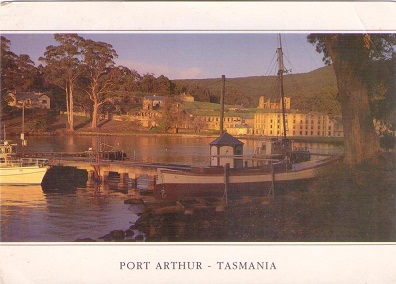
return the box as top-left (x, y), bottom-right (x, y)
top-left (254, 111), bottom-right (344, 138)
top-left (142, 95), bottom-right (164, 110)
top-left (258, 96), bottom-right (291, 110)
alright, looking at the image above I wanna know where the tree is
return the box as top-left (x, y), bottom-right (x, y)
top-left (140, 73), bottom-right (158, 93)
top-left (40, 34), bottom-right (85, 131)
top-left (116, 67), bottom-right (141, 93)
top-left (13, 54), bottom-right (37, 91)
top-left (1, 36), bottom-right (18, 94)
top-left (156, 97), bottom-right (183, 132)
top-left (79, 39), bottom-right (119, 129)
top-left (308, 34), bottom-right (396, 164)
top-left (156, 75), bottom-right (175, 95)
top-left (1, 37), bottom-right (37, 92)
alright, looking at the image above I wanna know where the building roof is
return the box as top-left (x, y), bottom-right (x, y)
top-left (9, 92), bottom-right (46, 100)
top-left (210, 132), bottom-right (244, 146)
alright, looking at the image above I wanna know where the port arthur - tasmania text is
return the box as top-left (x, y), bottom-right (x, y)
top-left (120, 261), bottom-right (276, 270)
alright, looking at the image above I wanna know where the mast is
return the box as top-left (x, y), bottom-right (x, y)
top-left (220, 75), bottom-right (225, 134)
top-left (277, 34), bottom-right (287, 139)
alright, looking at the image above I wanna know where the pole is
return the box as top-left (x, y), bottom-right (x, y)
top-left (277, 34), bottom-right (287, 139)
top-left (220, 75), bottom-right (225, 135)
top-left (224, 163), bottom-right (229, 204)
top-left (21, 100), bottom-right (26, 150)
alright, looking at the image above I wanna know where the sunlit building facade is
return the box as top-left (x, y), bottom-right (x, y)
top-left (254, 112), bottom-right (343, 138)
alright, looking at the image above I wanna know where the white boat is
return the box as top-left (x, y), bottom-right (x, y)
top-left (0, 140), bottom-right (48, 185)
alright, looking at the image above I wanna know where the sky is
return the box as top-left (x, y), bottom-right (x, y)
top-left (3, 33), bottom-right (326, 80)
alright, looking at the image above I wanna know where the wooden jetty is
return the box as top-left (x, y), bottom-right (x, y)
top-left (23, 151), bottom-right (190, 190)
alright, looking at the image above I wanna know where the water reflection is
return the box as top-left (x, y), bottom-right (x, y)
top-left (1, 184), bottom-right (140, 242)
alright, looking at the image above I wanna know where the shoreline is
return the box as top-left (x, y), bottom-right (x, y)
top-left (5, 129), bottom-right (345, 144)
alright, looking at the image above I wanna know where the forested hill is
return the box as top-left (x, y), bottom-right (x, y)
top-left (173, 65), bottom-right (340, 114)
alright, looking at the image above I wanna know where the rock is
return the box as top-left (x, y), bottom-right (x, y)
top-left (98, 233), bottom-right (112, 241)
top-left (111, 230), bottom-right (126, 240)
top-left (135, 235), bottom-right (145, 241)
top-left (125, 229), bottom-right (135, 237)
top-left (74, 238), bottom-right (97, 242)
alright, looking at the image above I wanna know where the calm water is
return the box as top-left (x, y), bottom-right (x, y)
top-left (1, 185), bottom-right (142, 242)
top-left (1, 135), bottom-right (341, 242)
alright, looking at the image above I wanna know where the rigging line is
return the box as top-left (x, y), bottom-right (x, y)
top-left (265, 51), bottom-right (278, 77)
top-left (297, 35), bottom-right (323, 71)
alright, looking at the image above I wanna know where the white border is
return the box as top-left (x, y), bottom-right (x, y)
top-left (1, 1), bottom-right (395, 283)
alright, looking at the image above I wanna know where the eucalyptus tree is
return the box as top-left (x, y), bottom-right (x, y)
top-left (1, 36), bottom-right (18, 95)
top-left (39, 34), bottom-right (85, 131)
top-left (1, 36), bottom-right (38, 112)
top-left (14, 54), bottom-right (37, 92)
top-left (156, 75), bottom-right (175, 95)
top-left (116, 66), bottom-right (141, 93)
top-left (1, 36), bottom-right (37, 92)
top-left (140, 73), bottom-right (158, 94)
top-left (308, 33), bottom-right (396, 164)
top-left (79, 39), bottom-right (119, 129)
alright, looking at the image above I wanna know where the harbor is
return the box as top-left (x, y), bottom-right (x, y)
top-left (0, 134), bottom-right (346, 242)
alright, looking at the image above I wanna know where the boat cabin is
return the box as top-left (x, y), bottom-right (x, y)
top-left (209, 132), bottom-right (244, 168)
top-left (0, 141), bottom-right (16, 164)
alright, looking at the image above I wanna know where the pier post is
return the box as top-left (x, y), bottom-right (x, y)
top-left (102, 171), bottom-right (110, 184)
top-left (118, 172), bottom-right (128, 188)
top-left (148, 175), bottom-right (156, 191)
top-left (87, 170), bottom-right (95, 186)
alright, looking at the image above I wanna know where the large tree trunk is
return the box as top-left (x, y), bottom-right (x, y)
top-left (91, 99), bottom-right (99, 129)
top-left (325, 38), bottom-right (380, 164)
top-left (68, 81), bottom-right (74, 131)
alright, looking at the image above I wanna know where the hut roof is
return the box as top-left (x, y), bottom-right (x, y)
top-left (210, 132), bottom-right (244, 146)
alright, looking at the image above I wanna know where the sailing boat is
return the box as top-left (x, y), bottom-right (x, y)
top-left (154, 35), bottom-right (339, 200)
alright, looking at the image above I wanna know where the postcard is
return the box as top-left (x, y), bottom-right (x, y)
top-left (0, 2), bottom-right (395, 283)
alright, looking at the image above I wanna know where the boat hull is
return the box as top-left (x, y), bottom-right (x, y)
top-left (0, 166), bottom-right (48, 185)
top-left (155, 157), bottom-right (339, 200)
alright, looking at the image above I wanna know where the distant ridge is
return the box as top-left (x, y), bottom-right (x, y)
top-left (173, 66), bottom-right (340, 114)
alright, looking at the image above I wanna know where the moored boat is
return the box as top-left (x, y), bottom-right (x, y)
top-left (155, 154), bottom-right (340, 200)
top-left (0, 140), bottom-right (48, 185)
